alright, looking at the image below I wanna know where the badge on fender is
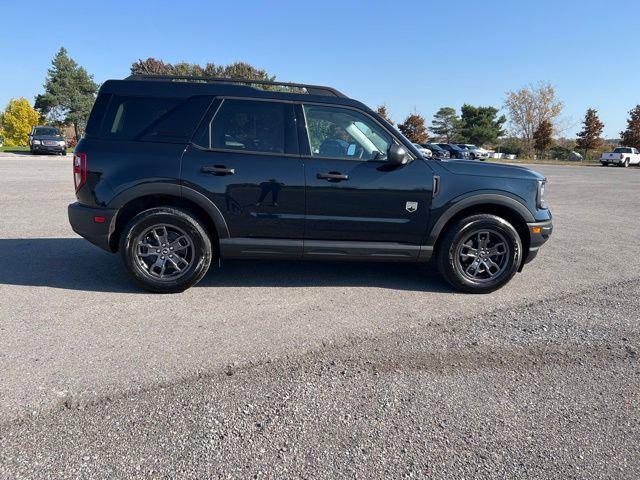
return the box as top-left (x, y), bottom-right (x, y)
top-left (405, 201), bottom-right (418, 213)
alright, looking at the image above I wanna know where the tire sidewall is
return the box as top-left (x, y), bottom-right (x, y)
top-left (120, 208), bottom-right (212, 293)
top-left (440, 215), bottom-right (522, 293)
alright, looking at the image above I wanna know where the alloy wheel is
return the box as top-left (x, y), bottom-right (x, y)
top-left (455, 229), bottom-right (510, 283)
top-left (133, 224), bottom-right (194, 281)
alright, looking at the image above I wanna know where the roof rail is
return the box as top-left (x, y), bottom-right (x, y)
top-left (125, 74), bottom-right (347, 98)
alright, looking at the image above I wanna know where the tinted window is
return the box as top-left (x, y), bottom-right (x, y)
top-left (140, 96), bottom-right (212, 142)
top-left (85, 94), bottom-right (111, 137)
top-left (614, 147), bottom-right (632, 153)
top-left (303, 105), bottom-right (391, 160)
top-left (33, 127), bottom-right (61, 136)
top-left (210, 99), bottom-right (297, 154)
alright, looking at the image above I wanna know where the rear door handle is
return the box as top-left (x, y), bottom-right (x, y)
top-left (202, 165), bottom-right (235, 176)
top-left (317, 171), bottom-right (348, 181)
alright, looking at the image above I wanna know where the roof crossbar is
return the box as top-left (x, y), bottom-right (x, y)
top-left (125, 74), bottom-right (346, 98)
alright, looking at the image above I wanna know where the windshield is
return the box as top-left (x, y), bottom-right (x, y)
top-left (33, 127), bottom-right (61, 136)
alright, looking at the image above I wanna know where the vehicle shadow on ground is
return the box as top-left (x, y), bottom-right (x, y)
top-left (0, 238), bottom-right (452, 293)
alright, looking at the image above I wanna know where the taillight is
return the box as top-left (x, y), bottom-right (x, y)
top-left (621, 153), bottom-right (625, 160)
top-left (73, 152), bottom-right (87, 191)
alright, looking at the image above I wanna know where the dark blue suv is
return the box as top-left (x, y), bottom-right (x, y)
top-left (68, 75), bottom-right (552, 293)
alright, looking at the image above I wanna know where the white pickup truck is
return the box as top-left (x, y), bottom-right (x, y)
top-left (601, 147), bottom-right (640, 167)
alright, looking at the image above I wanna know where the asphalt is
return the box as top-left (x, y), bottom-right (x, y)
top-left (0, 152), bottom-right (639, 478)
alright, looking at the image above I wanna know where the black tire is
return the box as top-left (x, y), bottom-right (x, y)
top-left (624, 159), bottom-right (630, 168)
top-left (119, 207), bottom-right (213, 293)
top-left (436, 214), bottom-right (522, 294)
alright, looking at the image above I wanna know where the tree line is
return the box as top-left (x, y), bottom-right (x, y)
top-left (1, 51), bottom-right (640, 160)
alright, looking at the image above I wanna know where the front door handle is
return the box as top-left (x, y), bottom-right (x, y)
top-left (317, 171), bottom-right (348, 182)
top-left (202, 165), bottom-right (235, 176)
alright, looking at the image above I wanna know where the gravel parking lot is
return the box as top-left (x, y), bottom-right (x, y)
top-left (1, 153), bottom-right (639, 478)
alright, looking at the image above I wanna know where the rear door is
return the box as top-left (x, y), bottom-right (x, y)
top-left (181, 98), bottom-right (305, 257)
top-left (299, 103), bottom-right (433, 259)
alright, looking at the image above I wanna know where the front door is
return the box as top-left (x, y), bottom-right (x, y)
top-left (181, 98), bottom-right (305, 257)
top-left (300, 104), bottom-right (433, 258)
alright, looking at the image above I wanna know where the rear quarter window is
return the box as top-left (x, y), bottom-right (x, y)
top-left (99, 95), bottom-right (212, 142)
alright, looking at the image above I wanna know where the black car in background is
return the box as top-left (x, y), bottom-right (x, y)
top-left (421, 143), bottom-right (450, 159)
top-left (29, 126), bottom-right (67, 155)
top-left (437, 143), bottom-right (471, 160)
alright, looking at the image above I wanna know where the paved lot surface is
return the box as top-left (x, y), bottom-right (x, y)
top-left (0, 152), bottom-right (639, 478)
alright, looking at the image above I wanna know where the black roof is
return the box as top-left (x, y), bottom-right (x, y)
top-left (99, 75), bottom-right (370, 111)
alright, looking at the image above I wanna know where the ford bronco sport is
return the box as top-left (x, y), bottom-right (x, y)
top-left (68, 75), bottom-right (552, 293)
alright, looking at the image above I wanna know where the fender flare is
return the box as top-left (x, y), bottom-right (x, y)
top-left (108, 182), bottom-right (230, 239)
top-left (426, 193), bottom-right (535, 246)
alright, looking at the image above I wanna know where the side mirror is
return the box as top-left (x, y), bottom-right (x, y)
top-left (387, 144), bottom-right (409, 166)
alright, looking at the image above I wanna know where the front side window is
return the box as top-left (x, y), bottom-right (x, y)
top-left (210, 99), bottom-right (297, 154)
top-left (303, 105), bottom-right (392, 160)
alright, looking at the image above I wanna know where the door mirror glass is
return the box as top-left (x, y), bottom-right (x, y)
top-left (387, 144), bottom-right (409, 166)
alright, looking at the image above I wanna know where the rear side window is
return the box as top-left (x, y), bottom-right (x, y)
top-left (208, 99), bottom-right (297, 154)
top-left (99, 95), bottom-right (212, 142)
top-left (85, 94), bottom-right (111, 137)
top-left (614, 147), bottom-right (632, 153)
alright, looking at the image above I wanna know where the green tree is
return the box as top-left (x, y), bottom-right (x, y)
top-left (458, 104), bottom-right (506, 146)
top-left (575, 108), bottom-right (604, 160)
top-left (430, 107), bottom-right (459, 142)
top-left (533, 119), bottom-right (553, 156)
top-left (35, 47), bottom-right (98, 140)
top-left (0, 98), bottom-right (41, 147)
top-left (130, 58), bottom-right (274, 81)
top-left (398, 113), bottom-right (428, 143)
top-left (620, 105), bottom-right (640, 149)
top-left (376, 104), bottom-right (394, 125)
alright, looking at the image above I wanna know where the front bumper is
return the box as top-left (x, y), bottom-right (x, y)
top-left (32, 144), bottom-right (66, 154)
top-left (523, 219), bottom-right (553, 264)
top-left (68, 202), bottom-right (117, 252)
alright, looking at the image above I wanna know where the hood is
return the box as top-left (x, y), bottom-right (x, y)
top-left (439, 159), bottom-right (544, 181)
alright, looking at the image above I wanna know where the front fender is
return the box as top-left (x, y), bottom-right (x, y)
top-left (425, 191), bottom-right (535, 246)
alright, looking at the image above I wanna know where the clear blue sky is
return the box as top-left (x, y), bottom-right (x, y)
top-left (1, 0), bottom-right (638, 138)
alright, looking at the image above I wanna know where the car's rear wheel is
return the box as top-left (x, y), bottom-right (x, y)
top-left (436, 214), bottom-right (522, 294)
top-left (119, 207), bottom-right (212, 293)
top-left (624, 159), bottom-right (630, 168)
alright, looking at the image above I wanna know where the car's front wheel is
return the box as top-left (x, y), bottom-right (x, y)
top-left (119, 207), bottom-right (213, 293)
top-left (436, 214), bottom-right (522, 294)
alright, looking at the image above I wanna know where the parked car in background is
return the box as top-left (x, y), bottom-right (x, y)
top-left (412, 143), bottom-right (432, 157)
top-left (600, 147), bottom-right (640, 167)
top-left (29, 126), bottom-right (67, 155)
top-left (456, 144), bottom-right (489, 160)
top-left (421, 143), bottom-right (450, 159)
top-left (437, 143), bottom-right (471, 159)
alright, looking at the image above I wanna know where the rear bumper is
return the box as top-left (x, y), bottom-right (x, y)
top-left (68, 202), bottom-right (117, 252)
top-left (524, 219), bottom-right (553, 264)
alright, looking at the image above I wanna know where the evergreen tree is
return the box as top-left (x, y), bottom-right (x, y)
top-left (620, 105), bottom-right (640, 149)
top-left (575, 108), bottom-right (604, 160)
top-left (533, 119), bottom-right (553, 156)
top-left (430, 107), bottom-right (459, 142)
top-left (35, 47), bottom-right (98, 139)
top-left (398, 113), bottom-right (428, 143)
top-left (376, 104), bottom-right (394, 125)
top-left (458, 104), bottom-right (506, 146)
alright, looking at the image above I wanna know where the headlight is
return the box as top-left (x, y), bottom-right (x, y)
top-left (33, 140), bottom-right (41, 145)
top-left (537, 180), bottom-right (547, 209)
top-left (58, 140), bottom-right (66, 146)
